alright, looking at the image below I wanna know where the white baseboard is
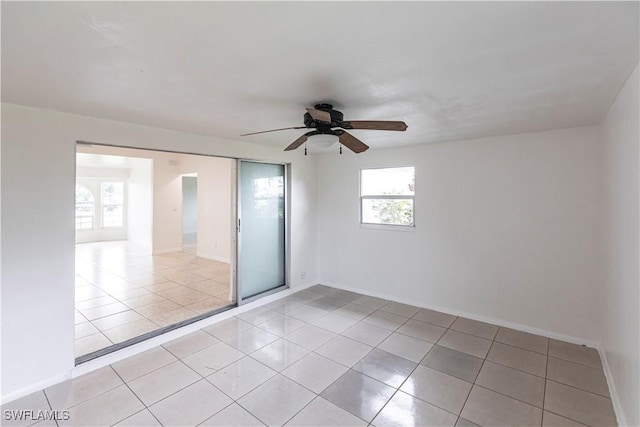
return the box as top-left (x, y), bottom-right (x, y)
top-left (317, 280), bottom-right (635, 422)
top-left (196, 252), bottom-right (230, 264)
top-left (317, 279), bottom-right (599, 348)
top-left (597, 346), bottom-right (627, 427)
top-left (1, 373), bottom-right (70, 405)
top-left (152, 247), bottom-right (183, 255)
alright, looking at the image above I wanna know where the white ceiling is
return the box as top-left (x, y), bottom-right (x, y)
top-left (2, 2), bottom-right (638, 150)
top-left (76, 152), bottom-right (149, 169)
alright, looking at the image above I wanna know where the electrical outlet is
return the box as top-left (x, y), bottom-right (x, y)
top-left (300, 272), bottom-right (306, 280)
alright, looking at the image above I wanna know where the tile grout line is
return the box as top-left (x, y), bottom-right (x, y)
top-left (109, 366), bottom-right (164, 427)
top-left (65, 285), bottom-right (613, 427)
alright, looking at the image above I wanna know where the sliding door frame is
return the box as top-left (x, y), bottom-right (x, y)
top-left (235, 159), bottom-right (290, 305)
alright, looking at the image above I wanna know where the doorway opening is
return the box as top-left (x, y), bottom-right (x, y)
top-left (74, 144), bottom-right (237, 363)
top-left (182, 174), bottom-right (198, 254)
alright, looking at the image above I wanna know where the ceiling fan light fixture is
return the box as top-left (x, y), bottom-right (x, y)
top-left (309, 133), bottom-right (339, 147)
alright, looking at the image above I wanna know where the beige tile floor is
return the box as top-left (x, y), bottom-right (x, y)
top-left (75, 241), bottom-right (233, 357)
top-left (5, 284), bottom-right (618, 426)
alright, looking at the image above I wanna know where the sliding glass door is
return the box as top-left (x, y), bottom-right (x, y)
top-left (238, 161), bottom-right (286, 300)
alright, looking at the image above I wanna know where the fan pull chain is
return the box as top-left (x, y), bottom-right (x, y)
top-left (339, 145), bottom-right (343, 154)
top-left (304, 144), bottom-right (307, 156)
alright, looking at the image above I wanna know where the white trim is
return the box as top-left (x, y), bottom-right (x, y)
top-left (597, 346), bottom-right (627, 427)
top-left (152, 247), bottom-right (183, 255)
top-left (0, 373), bottom-right (70, 405)
top-left (359, 223), bottom-right (416, 232)
top-left (317, 279), bottom-right (599, 347)
top-left (196, 252), bottom-right (230, 264)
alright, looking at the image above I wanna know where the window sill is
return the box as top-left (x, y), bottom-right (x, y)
top-left (359, 223), bottom-right (416, 232)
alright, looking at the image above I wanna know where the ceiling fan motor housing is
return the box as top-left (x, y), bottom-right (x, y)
top-left (304, 103), bottom-right (343, 129)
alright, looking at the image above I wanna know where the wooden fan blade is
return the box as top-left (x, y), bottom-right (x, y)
top-left (284, 134), bottom-right (309, 151)
top-left (306, 107), bottom-right (332, 123)
top-left (240, 126), bottom-right (306, 136)
top-left (341, 120), bottom-right (408, 131)
top-left (338, 131), bottom-right (369, 153)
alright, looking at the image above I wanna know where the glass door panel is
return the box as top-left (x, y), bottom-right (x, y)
top-left (238, 161), bottom-right (286, 300)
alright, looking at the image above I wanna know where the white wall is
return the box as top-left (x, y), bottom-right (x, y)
top-left (127, 159), bottom-right (153, 247)
top-left (600, 65), bottom-right (639, 427)
top-left (316, 126), bottom-right (603, 343)
top-left (151, 152), bottom-right (185, 254)
top-left (179, 155), bottom-right (233, 263)
top-left (0, 103), bottom-right (318, 402)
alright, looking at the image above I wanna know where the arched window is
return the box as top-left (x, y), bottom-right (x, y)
top-left (75, 185), bottom-right (95, 230)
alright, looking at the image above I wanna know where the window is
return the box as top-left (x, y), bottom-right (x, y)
top-left (101, 182), bottom-right (124, 227)
top-left (75, 185), bottom-right (95, 230)
top-left (361, 166), bottom-right (415, 226)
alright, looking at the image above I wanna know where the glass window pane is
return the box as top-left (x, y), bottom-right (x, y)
top-left (361, 167), bottom-right (415, 196)
top-left (239, 161), bottom-right (285, 299)
top-left (102, 182), bottom-right (124, 228)
top-left (75, 184), bottom-right (95, 230)
top-left (362, 198), bottom-right (414, 226)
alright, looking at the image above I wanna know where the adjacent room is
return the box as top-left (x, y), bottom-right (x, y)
top-left (1, 2), bottom-right (638, 427)
top-left (74, 144), bottom-right (235, 359)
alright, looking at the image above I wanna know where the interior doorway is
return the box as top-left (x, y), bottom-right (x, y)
top-left (182, 174), bottom-right (198, 253)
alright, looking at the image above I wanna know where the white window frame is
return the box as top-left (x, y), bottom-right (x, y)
top-left (75, 184), bottom-right (95, 230)
top-left (101, 181), bottom-right (125, 228)
top-left (360, 166), bottom-right (415, 229)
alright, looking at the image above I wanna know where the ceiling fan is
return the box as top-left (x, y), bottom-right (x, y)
top-left (240, 104), bottom-right (408, 154)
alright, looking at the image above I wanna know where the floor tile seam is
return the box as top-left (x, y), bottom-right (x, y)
top-left (284, 392), bottom-right (369, 427)
top-left (479, 357), bottom-right (547, 380)
top-left (110, 368), bottom-right (163, 427)
top-left (204, 355), bottom-right (278, 401)
top-left (75, 329), bottom-right (116, 348)
top-left (545, 353), bottom-right (604, 371)
top-left (194, 400), bottom-right (238, 427)
top-left (470, 381), bottom-right (545, 411)
top-left (161, 336), bottom-right (223, 360)
top-left (307, 345), bottom-right (368, 370)
top-left (392, 329), bottom-right (445, 346)
top-left (77, 305), bottom-right (130, 321)
top-left (395, 366), bottom-right (468, 417)
top-left (111, 352), bottom-right (179, 383)
top-left (489, 339), bottom-right (551, 360)
top-left (377, 330), bottom-right (467, 417)
top-left (220, 331), bottom-right (279, 356)
top-left (281, 333), bottom-right (336, 353)
top-left (131, 359), bottom-right (223, 410)
top-left (449, 336), bottom-right (487, 423)
top-left (359, 318), bottom-right (408, 333)
top-left (408, 311), bottom-right (458, 330)
top-left (317, 367), bottom-right (393, 424)
top-left (366, 384), bottom-right (404, 424)
top-left (541, 408), bottom-right (597, 427)
top-left (47, 365), bottom-right (126, 412)
top-left (449, 323), bottom-right (498, 341)
top-left (441, 326), bottom-right (495, 345)
top-left (545, 358), bottom-right (608, 388)
top-left (544, 378), bottom-right (614, 401)
top-left (542, 347), bottom-right (550, 423)
top-left (40, 388), bottom-right (55, 415)
top-left (493, 337), bottom-right (549, 356)
top-left (88, 312), bottom-right (161, 333)
top-left (233, 397), bottom-right (273, 426)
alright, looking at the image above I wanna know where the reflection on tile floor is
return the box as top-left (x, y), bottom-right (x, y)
top-left (75, 241), bottom-right (232, 356)
top-left (10, 284), bottom-right (617, 426)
